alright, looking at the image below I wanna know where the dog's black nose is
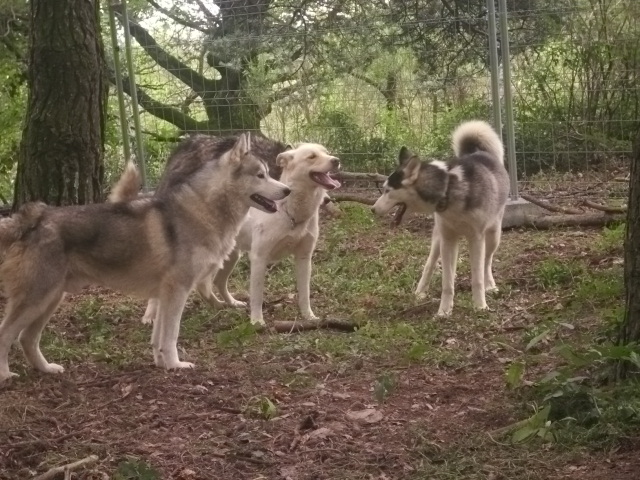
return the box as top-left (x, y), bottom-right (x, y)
top-left (331, 157), bottom-right (340, 168)
top-left (283, 187), bottom-right (291, 196)
top-left (370, 206), bottom-right (375, 214)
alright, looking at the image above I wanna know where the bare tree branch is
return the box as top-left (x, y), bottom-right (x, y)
top-left (146, 0), bottom-right (212, 34)
top-left (108, 67), bottom-right (203, 132)
top-left (112, 4), bottom-right (215, 97)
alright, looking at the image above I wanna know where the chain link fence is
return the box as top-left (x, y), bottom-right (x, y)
top-left (106, 0), bottom-right (639, 205)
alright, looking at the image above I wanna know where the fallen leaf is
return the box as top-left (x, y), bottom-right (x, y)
top-left (346, 408), bottom-right (384, 424)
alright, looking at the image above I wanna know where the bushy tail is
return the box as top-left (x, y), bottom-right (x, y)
top-left (452, 120), bottom-right (504, 165)
top-left (0, 202), bottom-right (46, 255)
top-left (108, 161), bottom-right (141, 203)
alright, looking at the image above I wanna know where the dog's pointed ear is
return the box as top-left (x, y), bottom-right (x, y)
top-left (398, 146), bottom-right (413, 166)
top-left (401, 155), bottom-right (422, 185)
top-left (276, 150), bottom-right (293, 168)
top-left (285, 143), bottom-right (294, 150)
top-left (231, 133), bottom-right (251, 162)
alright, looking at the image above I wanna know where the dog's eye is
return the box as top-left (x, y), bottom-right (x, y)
top-left (309, 154), bottom-right (316, 159)
top-left (257, 172), bottom-right (265, 179)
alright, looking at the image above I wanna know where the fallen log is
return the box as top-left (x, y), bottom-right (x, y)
top-left (329, 194), bottom-right (377, 206)
top-left (507, 213), bottom-right (625, 230)
top-left (334, 171), bottom-right (388, 182)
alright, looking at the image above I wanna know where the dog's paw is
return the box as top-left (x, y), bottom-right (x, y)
top-left (415, 291), bottom-right (427, 300)
top-left (165, 361), bottom-right (195, 370)
top-left (228, 299), bottom-right (247, 309)
top-left (436, 309), bottom-right (452, 317)
top-left (485, 285), bottom-right (499, 294)
top-left (250, 318), bottom-right (266, 327)
top-left (0, 371), bottom-right (19, 382)
top-left (40, 363), bottom-right (65, 374)
top-left (302, 312), bottom-right (319, 321)
top-left (141, 314), bottom-right (155, 325)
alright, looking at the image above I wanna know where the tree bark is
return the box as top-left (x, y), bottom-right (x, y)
top-left (618, 126), bottom-right (640, 377)
top-left (14, 0), bottom-right (107, 208)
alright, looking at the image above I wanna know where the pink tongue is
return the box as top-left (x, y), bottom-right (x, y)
top-left (313, 172), bottom-right (341, 189)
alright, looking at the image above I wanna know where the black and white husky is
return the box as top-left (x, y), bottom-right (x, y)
top-left (372, 121), bottom-right (509, 316)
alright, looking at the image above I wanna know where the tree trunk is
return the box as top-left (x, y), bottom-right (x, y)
top-left (14, 0), bottom-right (107, 208)
top-left (618, 126), bottom-right (640, 378)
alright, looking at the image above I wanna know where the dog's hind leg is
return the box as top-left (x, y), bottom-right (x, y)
top-left (294, 242), bottom-right (318, 321)
top-left (19, 290), bottom-right (66, 374)
top-left (484, 222), bottom-right (502, 293)
top-left (416, 231), bottom-right (441, 300)
top-left (0, 290), bottom-right (63, 381)
top-left (156, 284), bottom-right (194, 370)
top-left (468, 233), bottom-right (488, 310)
top-left (214, 249), bottom-right (246, 308)
top-left (436, 230), bottom-right (459, 317)
top-left (196, 273), bottom-right (226, 309)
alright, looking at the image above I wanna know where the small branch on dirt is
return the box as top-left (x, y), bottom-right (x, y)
top-left (508, 213), bottom-right (626, 230)
top-left (33, 455), bottom-right (99, 480)
top-left (334, 171), bottom-right (388, 182)
top-left (267, 318), bottom-right (360, 333)
top-left (329, 194), bottom-right (377, 206)
top-left (581, 199), bottom-right (627, 214)
top-left (520, 194), bottom-right (583, 215)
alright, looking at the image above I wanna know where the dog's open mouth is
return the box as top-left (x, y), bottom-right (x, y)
top-left (250, 194), bottom-right (278, 213)
top-left (392, 203), bottom-right (407, 227)
top-left (310, 172), bottom-right (341, 190)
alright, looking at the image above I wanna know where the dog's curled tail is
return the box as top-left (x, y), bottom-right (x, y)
top-left (0, 202), bottom-right (46, 254)
top-left (108, 161), bottom-right (141, 203)
top-left (452, 120), bottom-right (504, 165)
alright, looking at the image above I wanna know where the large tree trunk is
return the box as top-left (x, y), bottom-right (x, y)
top-left (14, 0), bottom-right (107, 208)
top-left (618, 126), bottom-right (640, 377)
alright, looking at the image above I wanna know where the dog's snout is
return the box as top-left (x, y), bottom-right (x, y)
top-left (283, 187), bottom-right (291, 197)
top-left (370, 206), bottom-right (376, 214)
top-left (331, 157), bottom-right (340, 168)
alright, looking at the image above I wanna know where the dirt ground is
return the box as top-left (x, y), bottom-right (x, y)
top-left (0, 203), bottom-right (638, 480)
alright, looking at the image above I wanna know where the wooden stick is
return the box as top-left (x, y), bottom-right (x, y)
top-left (520, 193), bottom-right (583, 215)
top-left (582, 199), bottom-right (627, 214)
top-left (270, 318), bottom-right (360, 333)
top-left (33, 455), bottom-right (99, 480)
top-left (329, 194), bottom-right (377, 206)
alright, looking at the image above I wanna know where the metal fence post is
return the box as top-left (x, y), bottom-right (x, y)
top-left (486, 0), bottom-right (502, 142)
top-left (498, 0), bottom-right (519, 200)
top-left (116, 1), bottom-right (148, 190)
top-left (107, 3), bottom-right (131, 163)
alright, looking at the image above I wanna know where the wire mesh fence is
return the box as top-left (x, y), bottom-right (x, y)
top-left (105, 0), bottom-right (639, 204)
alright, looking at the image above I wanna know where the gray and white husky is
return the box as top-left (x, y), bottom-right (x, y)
top-left (0, 133), bottom-right (290, 381)
top-left (372, 120), bottom-right (509, 316)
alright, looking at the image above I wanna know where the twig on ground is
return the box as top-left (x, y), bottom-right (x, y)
top-left (582, 199), bottom-right (627, 214)
top-left (269, 318), bottom-right (360, 333)
top-left (329, 194), bottom-right (377, 206)
top-left (33, 455), bottom-right (99, 480)
top-left (520, 194), bottom-right (583, 215)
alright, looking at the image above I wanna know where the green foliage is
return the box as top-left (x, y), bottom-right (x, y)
top-left (534, 259), bottom-right (584, 289)
top-left (115, 458), bottom-right (161, 480)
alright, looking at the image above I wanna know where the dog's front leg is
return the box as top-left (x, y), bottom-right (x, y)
top-left (156, 285), bottom-right (194, 370)
top-left (437, 236), bottom-right (459, 317)
top-left (142, 298), bottom-right (159, 324)
top-left (294, 249), bottom-right (318, 321)
top-left (468, 234), bottom-right (487, 310)
top-left (248, 253), bottom-right (269, 326)
top-left (416, 231), bottom-right (441, 299)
